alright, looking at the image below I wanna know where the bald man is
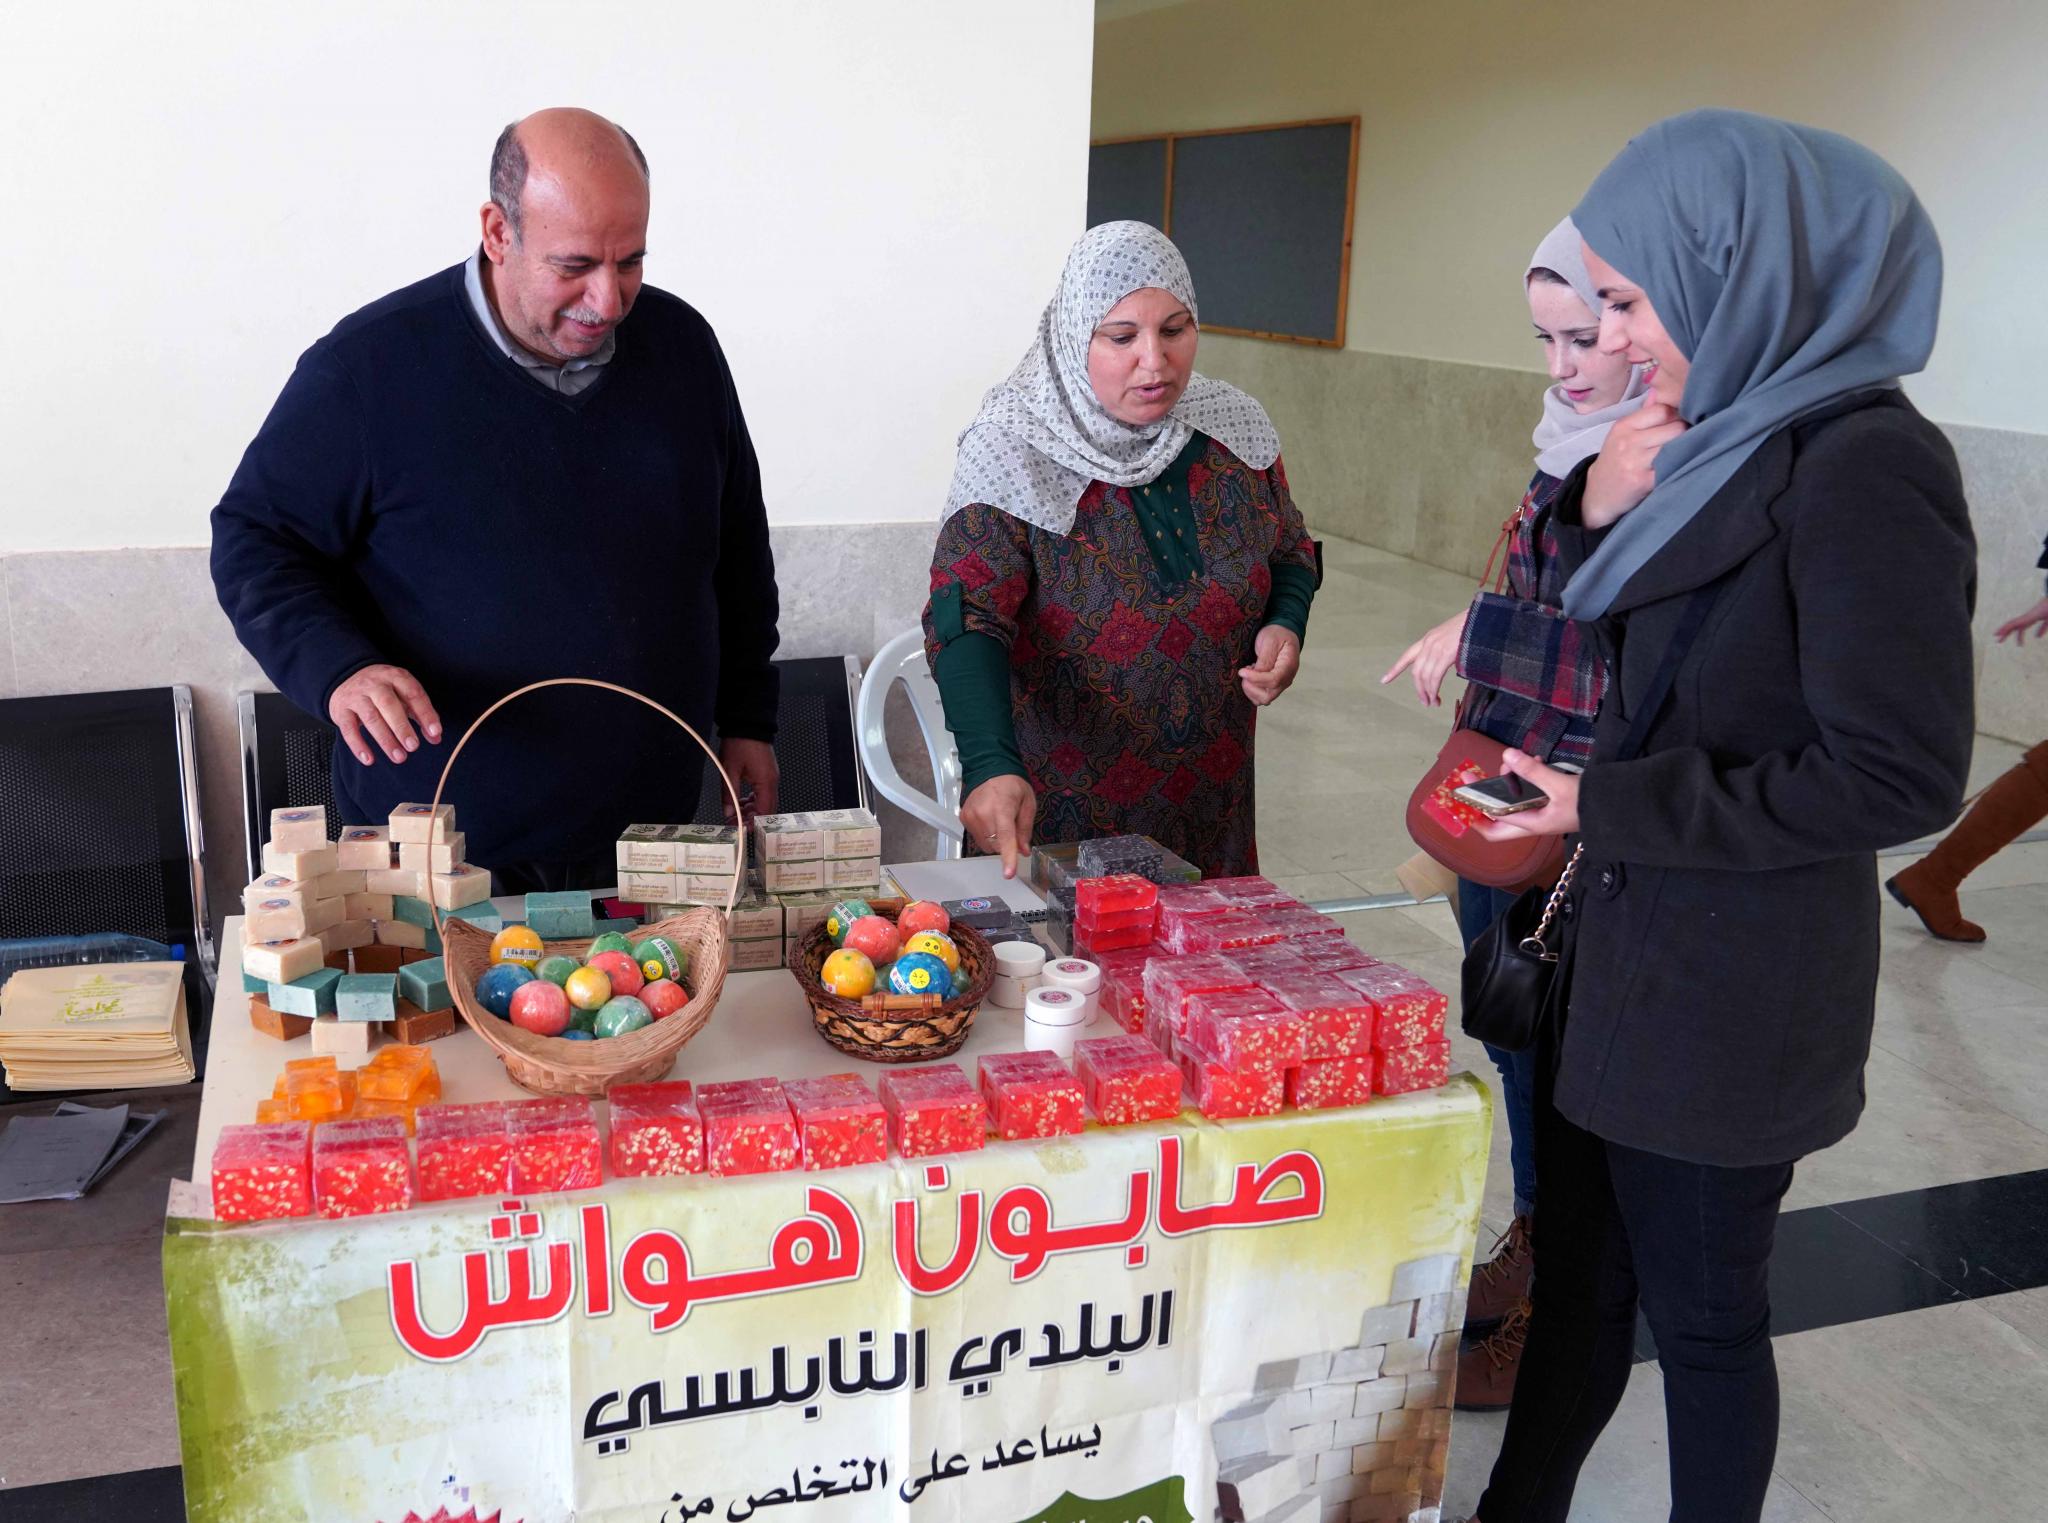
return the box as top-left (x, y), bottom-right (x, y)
top-left (211, 110), bottom-right (782, 891)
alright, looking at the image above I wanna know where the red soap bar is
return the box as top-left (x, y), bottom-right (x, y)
top-left (312, 1116), bottom-right (413, 1217)
top-left (1153, 888), bottom-right (1231, 953)
top-left (1294, 939), bottom-right (1379, 975)
top-left (1143, 954), bottom-right (1256, 1037)
top-left (1096, 950), bottom-right (1155, 1033)
top-left (607, 1081), bottom-right (704, 1178)
top-left (508, 1098), bottom-right (603, 1194)
top-left (212, 1121), bottom-right (313, 1222)
top-left (1264, 972), bottom-right (1376, 1059)
top-left (1375, 1040), bottom-right (1451, 1096)
top-left (1265, 907), bottom-right (1347, 943)
top-left (1289, 1054), bottom-right (1377, 1110)
top-left (700, 1078), bottom-right (803, 1175)
top-left (785, 1072), bottom-right (889, 1170)
top-left (879, 1063), bottom-right (987, 1157)
top-left (1346, 965), bottom-right (1450, 1049)
top-left (1201, 875), bottom-right (1296, 909)
top-left (1223, 944), bottom-right (1308, 984)
top-left (416, 1102), bottom-right (512, 1202)
top-left (1075, 874), bottom-right (1159, 915)
top-left (1074, 1034), bottom-right (1183, 1125)
top-left (979, 1050), bottom-right (1085, 1140)
top-left (1181, 988), bottom-right (1305, 1073)
top-left (1074, 921), bottom-right (1156, 954)
top-left (1180, 1051), bottom-right (1285, 1118)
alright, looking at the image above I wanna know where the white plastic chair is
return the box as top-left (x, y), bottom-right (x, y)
top-left (857, 628), bottom-right (965, 860)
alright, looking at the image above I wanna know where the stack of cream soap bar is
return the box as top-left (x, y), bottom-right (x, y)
top-left (752, 808), bottom-right (882, 897)
top-left (240, 802), bottom-right (493, 986)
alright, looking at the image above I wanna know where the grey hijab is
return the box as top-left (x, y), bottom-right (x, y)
top-left (943, 221), bottom-right (1281, 535)
top-left (1563, 109), bottom-right (1943, 619)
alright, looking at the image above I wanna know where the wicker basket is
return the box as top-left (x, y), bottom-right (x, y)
top-left (790, 898), bottom-right (997, 1063)
top-left (429, 678), bottom-right (743, 1097)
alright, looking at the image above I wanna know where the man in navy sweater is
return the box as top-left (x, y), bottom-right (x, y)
top-left (211, 108), bottom-right (781, 891)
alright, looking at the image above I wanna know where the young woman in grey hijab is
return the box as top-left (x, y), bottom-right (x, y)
top-left (1468, 110), bottom-right (1976, 1523)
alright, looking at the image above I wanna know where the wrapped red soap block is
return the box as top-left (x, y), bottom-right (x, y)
top-left (1202, 875), bottom-right (1296, 909)
top-left (1223, 944), bottom-right (1308, 984)
top-left (1182, 912), bottom-right (1293, 954)
top-left (1143, 954), bottom-right (1255, 1039)
top-left (1153, 887), bottom-right (1230, 953)
top-left (1074, 1034), bottom-right (1183, 1125)
top-left (212, 1121), bottom-right (313, 1222)
top-left (879, 1063), bottom-right (987, 1158)
top-left (785, 1072), bottom-right (889, 1170)
top-left (1420, 758), bottom-right (1489, 837)
top-left (416, 1102), bottom-right (512, 1202)
top-left (1375, 1039), bottom-right (1452, 1096)
top-left (978, 1050), bottom-right (1085, 1140)
top-left (1265, 907), bottom-right (1347, 943)
top-left (1095, 948), bottom-right (1157, 1033)
top-left (1289, 1053), bottom-right (1376, 1110)
top-left (1072, 906), bottom-right (1157, 955)
top-left (1180, 1051), bottom-right (1285, 1119)
top-left (313, 1116), bottom-right (414, 1217)
top-left (1181, 988), bottom-right (1304, 1074)
top-left (1265, 972), bottom-right (1375, 1059)
top-left (1347, 965), bottom-right (1450, 1049)
top-left (507, 1097), bottom-right (603, 1194)
top-left (1074, 874), bottom-right (1158, 915)
top-left (1294, 939), bottom-right (1379, 976)
top-left (699, 1078), bottom-right (802, 1176)
top-left (607, 1081), bottom-right (704, 1178)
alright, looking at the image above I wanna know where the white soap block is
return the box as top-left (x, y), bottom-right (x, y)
top-left (430, 864), bottom-right (492, 909)
top-left (241, 874), bottom-right (306, 911)
top-left (682, 873), bottom-right (739, 904)
top-left (269, 805), bottom-right (328, 851)
top-left (376, 919), bottom-right (428, 949)
top-left (368, 867), bottom-right (423, 897)
top-left (304, 896), bottom-right (345, 935)
top-left (398, 834), bottom-right (465, 874)
top-left (336, 825), bottom-right (393, 870)
top-left (812, 808), bottom-right (882, 860)
top-left (752, 811), bottom-right (823, 862)
top-left (345, 892), bottom-right (395, 922)
top-left (619, 870), bottom-right (679, 902)
top-left (388, 802), bottom-right (456, 844)
top-left (320, 919), bottom-right (374, 953)
top-left (245, 899), bottom-right (310, 943)
top-left (243, 935), bottom-right (325, 984)
top-left (617, 824), bottom-right (680, 872)
top-left (262, 841), bottom-right (339, 881)
top-left (310, 1016), bottom-right (371, 1056)
top-left (673, 824), bottom-right (741, 874)
top-left (315, 869), bottom-right (367, 899)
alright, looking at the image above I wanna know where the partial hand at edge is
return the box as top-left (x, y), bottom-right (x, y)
top-left (329, 664), bottom-right (442, 766)
top-left (1381, 610), bottom-right (1468, 708)
top-left (959, 774), bottom-right (1037, 879)
top-left (1471, 748), bottom-right (1582, 841)
top-left (719, 737), bottom-right (780, 825)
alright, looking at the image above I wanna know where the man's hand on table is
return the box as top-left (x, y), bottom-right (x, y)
top-left (720, 737), bottom-right (780, 824)
top-left (330, 665), bottom-right (443, 766)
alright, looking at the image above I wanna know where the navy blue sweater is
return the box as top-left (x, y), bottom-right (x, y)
top-left (211, 263), bottom-right (780, 866)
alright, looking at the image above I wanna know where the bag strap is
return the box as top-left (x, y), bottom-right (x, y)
top-left (1477, 508), bottom-right (1520, 597)
top-left (1614, 580), bottom-right (1722, 765)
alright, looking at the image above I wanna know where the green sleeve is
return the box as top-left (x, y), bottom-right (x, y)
top-left (1263, 560), bottom-right (1318, 646)
top-left (929, 582), bottom-right (1027, 793)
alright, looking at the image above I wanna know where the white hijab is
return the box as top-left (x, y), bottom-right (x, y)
top-left (943, 221), bottom-right (1282, 535)
top-left (1527, 215), bottom-right (1650, 480)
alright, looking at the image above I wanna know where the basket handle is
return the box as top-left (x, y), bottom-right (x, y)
top-left (426, 678), bottom-right (748, 940)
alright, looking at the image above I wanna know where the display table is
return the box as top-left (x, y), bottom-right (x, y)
top-left (167, 912), bottom-right (1490, 1523)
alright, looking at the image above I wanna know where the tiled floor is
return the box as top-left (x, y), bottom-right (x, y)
top-left (3, 530), bottom-right (2043, 1520)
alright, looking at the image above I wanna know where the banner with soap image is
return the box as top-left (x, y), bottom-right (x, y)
top-left (163, 1079), bottom-right (1488, 1523)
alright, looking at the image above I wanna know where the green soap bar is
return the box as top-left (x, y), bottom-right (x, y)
top-left (335, 972), bottom-right (399, 1022)
top-left (241, 970), bottom-right (270, 995)
top-left (446, 901), bottom-right (504, 930)
top-left (398, 956), bottom-right (450, 1012)
top-left (594, 918), bottom-right (640, 937)
top-left (267, 966), bottom-right (343, 1018)
top-left (525, 890), bottom-right (593, 917)
top-left (421, 919), bottom-right (445, 954)
top-left (393, 895), bottom-right (436, 928)
top-left (531, 909), bottom-right (597, 940)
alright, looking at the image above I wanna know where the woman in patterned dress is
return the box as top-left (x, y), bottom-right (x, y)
top-left (923, 222), bottom-right (1319, 877)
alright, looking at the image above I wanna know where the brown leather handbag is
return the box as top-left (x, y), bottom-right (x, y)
top-left (1404, 509), bottom-right (1568, 892)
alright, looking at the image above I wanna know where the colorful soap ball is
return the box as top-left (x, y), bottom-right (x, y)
top-left (820, 947), bottom-right (877, 997)
top-left (563, 965), bottom-right (613, 1011)
top-left (842, 915), bottom-right (900, 966)
top-left (476, 962), bottom-right (536, 1018)
top-left (824, 899), bottom-right (873, 944)
top-left (642, 978), bottom-right (689, 1020)
top-left (896, 900), bottom-right (951, 939)
top-left (587, 950), bottom-right (646, 998)
top-left (588, 930), bottom-right (636, 958)
top-left (535, 953), bottom-right (581, 988)
top-left (594, 995), bottom-right (654, 1038)
top-left (888, 951), bottom-right (952, 998)
top-left (634, 935), bottom-right (687, 984)
top-left (509, 978), bottom-right (572, 1037)
top-left (903, 930), bottom-right (960, 975)
top-left (490, 925), bottom-right (546, 968)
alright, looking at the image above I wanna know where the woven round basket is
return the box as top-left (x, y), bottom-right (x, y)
top-left (430, 678), bottom-right (742, 1097)
top-left (790, 898), bottom-right (997, 1063)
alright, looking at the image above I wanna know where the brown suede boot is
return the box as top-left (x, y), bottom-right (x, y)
top-left (1456, 1297), bottom-right (1531, 1412)
top-left (1887, 741), bottom-right (2048, 942)
top-left (1464, 1215), bottom-right (1534, 1330)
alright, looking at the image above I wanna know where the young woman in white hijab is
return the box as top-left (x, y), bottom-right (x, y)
top-left (922, 221), bottom-right (1319, 878)
top-left (1380, 218), bottom-right (1648, 1407)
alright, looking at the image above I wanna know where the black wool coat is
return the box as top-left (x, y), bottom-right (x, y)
top-left (1552, 390), bottom-right (1977, 1167)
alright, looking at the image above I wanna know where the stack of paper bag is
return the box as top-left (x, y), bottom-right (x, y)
top-left (0, 962), bottom-right (195, 1090)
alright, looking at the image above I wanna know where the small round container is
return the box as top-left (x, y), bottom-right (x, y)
top-left (1041, 957), bottom-right (1101, 996)
top-left (989, 973), bottom-right (1037, 1010)
top-left (1025, 986), bottom-right (1088, 1027)
top-left (994, 941), bottom-right (1048, 980)
top-left (1024, 1018), bottom-right (1080, 1060)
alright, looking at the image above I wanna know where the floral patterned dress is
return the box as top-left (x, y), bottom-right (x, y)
top-left (923, 434), bottom-right (1317, 876)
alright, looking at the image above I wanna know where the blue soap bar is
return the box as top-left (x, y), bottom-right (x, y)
top-left (241, 970), bottom-right (271, 996)
top-left (335, 972), bottom-right (399, 1022)
top-left (392, 895), bottom-right (436, 928)
top-left (398, 956), bottom-right (450, 1013)
top-left (267, 966), bottom-right (343, 1018)
top-left (445, 902), bottom-right (504, 934)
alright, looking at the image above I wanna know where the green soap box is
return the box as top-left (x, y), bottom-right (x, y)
top-left (335, 972), bottom-right (399, 1022)
top-left (526, 890), bottom-right (596, 940)
top-left (445, 901), bottom-right (503, 934)
top-left (392, 895), bottom-right (436, 928)
top-left (267, 966), bottom-right (343, 1017)
top-left (398, 956), bottom-right (450, 1013)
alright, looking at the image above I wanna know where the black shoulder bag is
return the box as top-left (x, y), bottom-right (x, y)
top-left (1460, 580), bottom-right (1721, 1052)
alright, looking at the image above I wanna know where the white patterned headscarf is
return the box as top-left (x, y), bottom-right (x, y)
top-left (943, 221), bottom-right (1282, 535)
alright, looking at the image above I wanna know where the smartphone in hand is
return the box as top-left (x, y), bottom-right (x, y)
top-left (1452, 773), bottom-right (1550, 817)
